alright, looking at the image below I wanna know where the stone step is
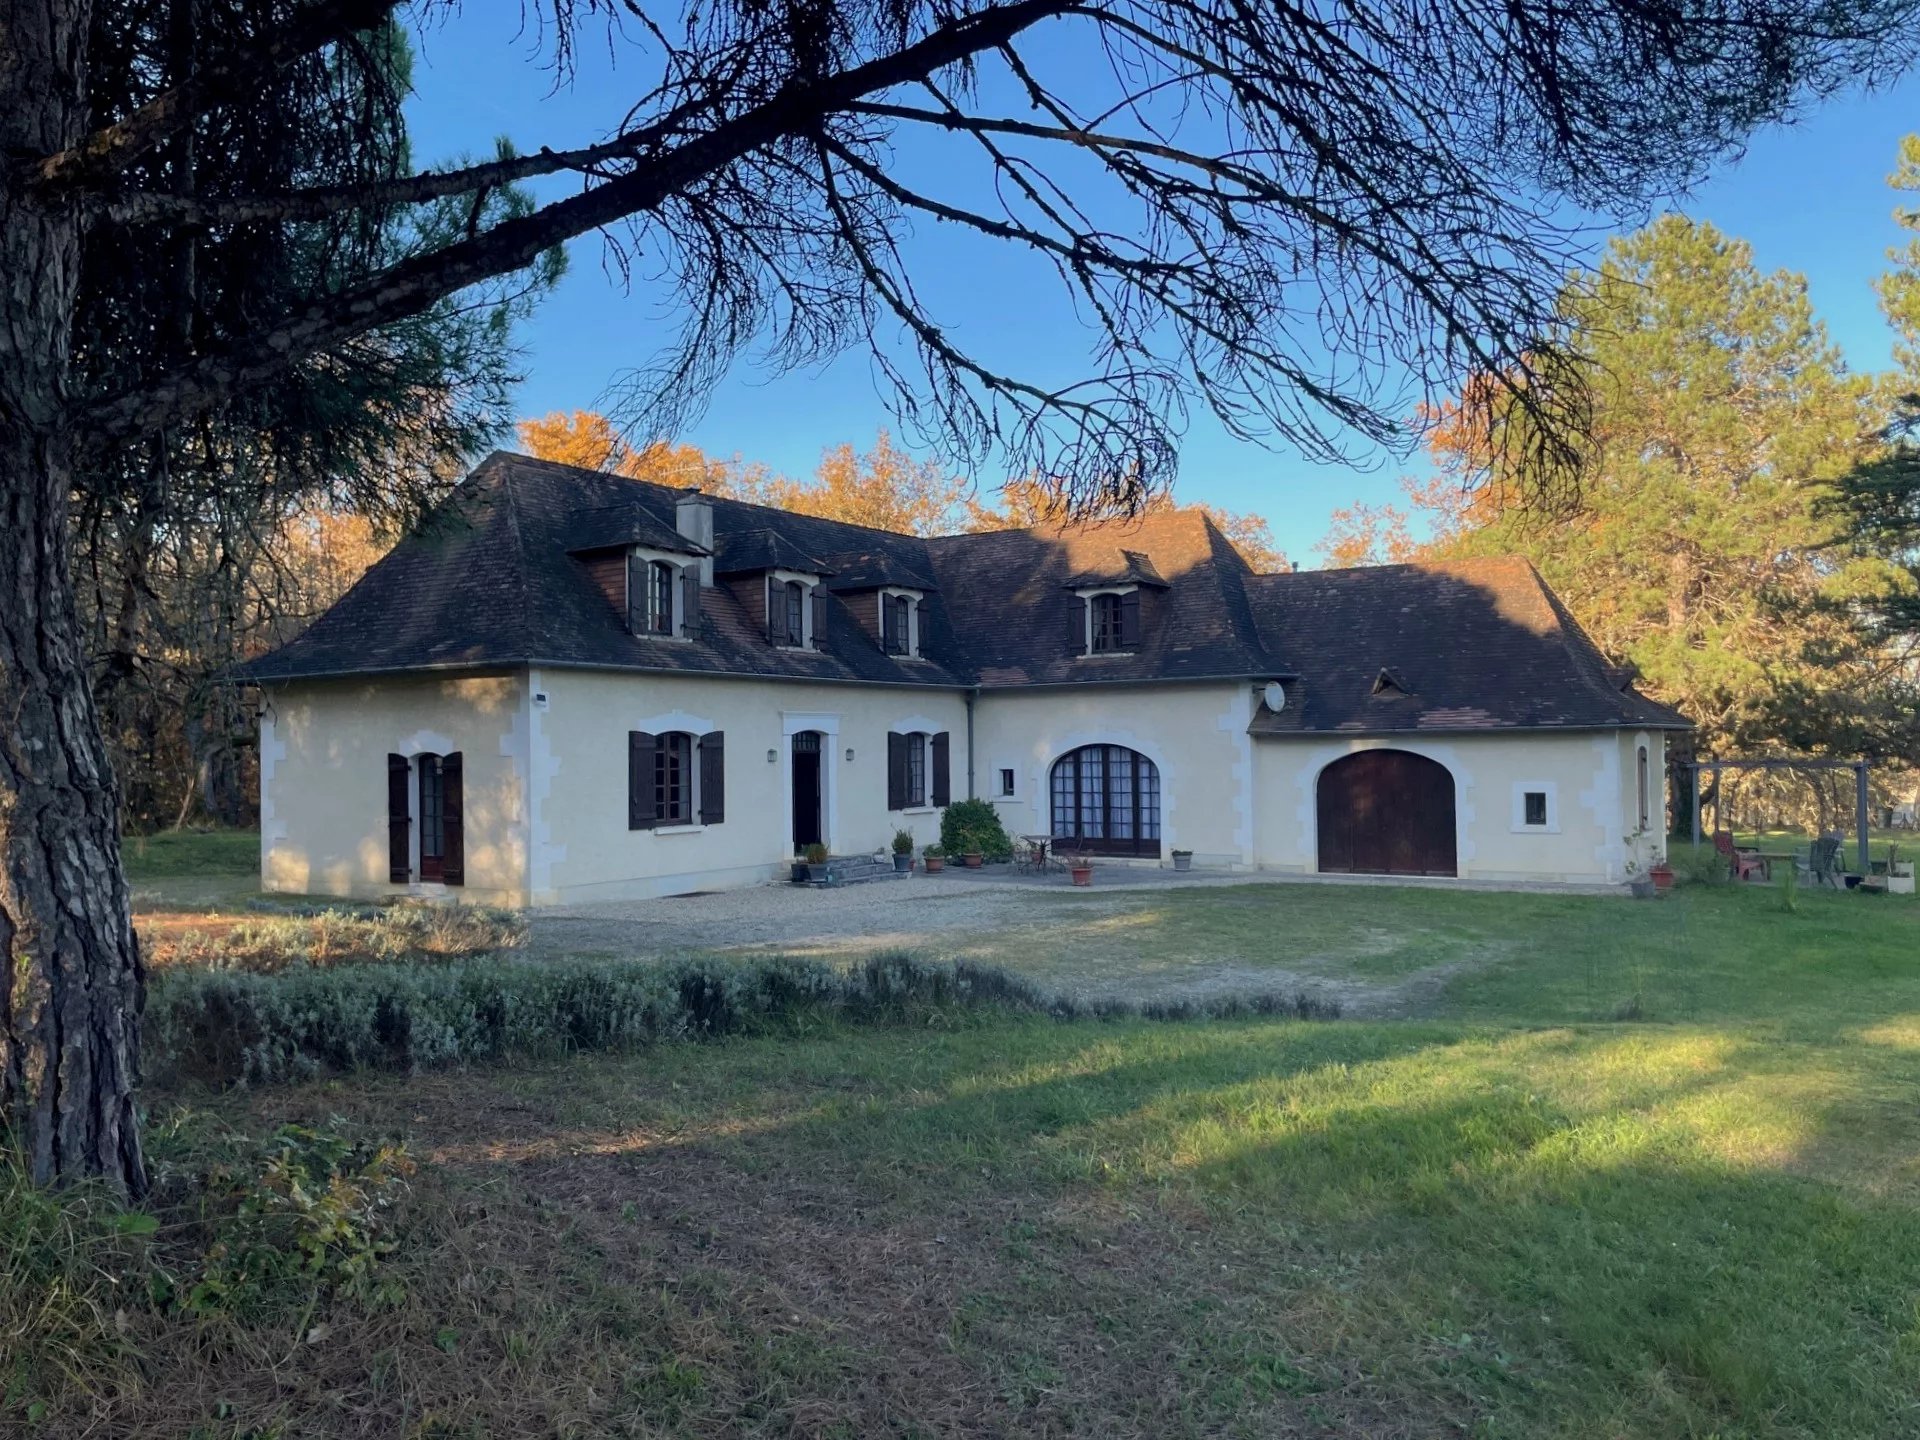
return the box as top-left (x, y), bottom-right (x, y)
top-left (793, 853), bottom-right (913, 886)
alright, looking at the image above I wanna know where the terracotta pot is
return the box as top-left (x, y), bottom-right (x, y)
top-left (925, 856), bottom-right (945, 874)
top-left (1071, 864), bottom-right (1093, 887)
top-left (1649, 862), bottom-right (1675, 894)
top-left (964, 852), bottom-right (984, 868)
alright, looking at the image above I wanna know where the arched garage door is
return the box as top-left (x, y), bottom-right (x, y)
top-left (1316, 750), bottom-right (1457, 877)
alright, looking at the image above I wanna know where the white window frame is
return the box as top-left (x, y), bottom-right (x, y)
top-left (1510, 780), bottom-right (1559, 834)
top-left (770, 568), bottom-right (817, 649)
top-left (1076, 584), bottom-right (1138, 656)
top-left (627, 545), bottom-right (695, 642)
top-left (878, 587), bottom-right (923, 658)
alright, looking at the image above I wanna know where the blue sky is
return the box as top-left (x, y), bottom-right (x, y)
top-left (403, 12), bottom-right (1920, 563)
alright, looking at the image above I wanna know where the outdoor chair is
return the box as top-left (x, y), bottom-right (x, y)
top-left (1802, 834), bottom-right (1845, 889)
top-left (1712, 830), bottom-right (1769, 883)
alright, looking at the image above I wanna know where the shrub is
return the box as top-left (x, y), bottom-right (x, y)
top-left (891, 828), bottom-right (915, 855)
top-left (939, 797), bottom-right (1012, 861)
top-left (145, 953), bottom-right (1341, 1088)
top-left (1666, 843), bottom-right (1730, 887)
top-left (146, 905), bottom-right (524, 973)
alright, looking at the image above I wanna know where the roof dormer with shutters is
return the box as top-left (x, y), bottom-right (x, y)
top-left (565, 498), bottom-right (710, 642)
top-left (1064, 550), bottom-right (1170, 658)
top-left (821, 547), bottom-right (936, 661)
top-left (713, 528), bottom-right (834, 652)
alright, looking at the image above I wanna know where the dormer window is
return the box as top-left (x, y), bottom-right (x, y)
top-left (646, 560), bottom-right (675, 634)
top-left (1070, 586), bottom-right (1141, 656)
top-left (765, 570), bottom-right (824, 649)
top-left (879, 588), bottom-right (922, 658)
top-left (626, 549), bottom-right (699, 640)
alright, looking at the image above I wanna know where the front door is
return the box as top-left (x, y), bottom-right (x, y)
top-left (791, 731), bottom-right (823, 852)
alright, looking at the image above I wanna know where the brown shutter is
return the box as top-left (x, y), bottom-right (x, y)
top-left (1068, 593), bottom-right (1087, 653)
top-left (440, 752), bottom-right (465, 886)
top-left (887, 731), bottom-right (907, 811)
top-left (766, 576), bottom-right (781, 644)
top-left (629, 731), bottom-right (658, 829)
top-left (626, 552), bottom-right (644, 634)
top-left (811, 585), bottom-right (828, 649)
top-left (387, 753), bottom-right (410, 882)
top-left (1119, 589), bottom-right (1142, 648)
top-left (680, 566), bottom-right (701, 638)
top-left (698, 732), bottom-right (725, 824)
top-left (931, 731), bottom-right (951, 807)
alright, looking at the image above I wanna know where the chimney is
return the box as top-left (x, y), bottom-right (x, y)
top-left (676, 489), bottom-right (714, 585)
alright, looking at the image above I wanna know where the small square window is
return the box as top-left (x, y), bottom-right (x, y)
top-left (999, 768), bottom-right (1016, 797)
top-left (1523, 791), bottom-right (1547, 827)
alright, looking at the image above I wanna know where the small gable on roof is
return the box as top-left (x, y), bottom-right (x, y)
top-left (1370, 666), bottom-right (1411, 697)
top-left (712, 528), bottom-right (834, 578)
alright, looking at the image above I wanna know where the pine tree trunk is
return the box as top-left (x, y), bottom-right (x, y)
top-left (0, 0), bottom-right (149, 1195)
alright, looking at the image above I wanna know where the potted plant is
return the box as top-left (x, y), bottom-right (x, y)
top-left (1170, 848), bottom-right (1193, 872)
top-left (964, 848), bottom-right (984, 867)
top-left (923, 843), bottom-right (946, 874)
top-left (1070, 858), bottom-right (1093, 886)
top-left (891, 828), bottom-right (915, 873)
top-left (802, 842), bottom-right (834, 884)
top-left (1649, 858), bottom-right (1675, 893)
top-left (940, 798), bottom-right (1013, 868)
top-left (1890, 853), bottom-right (1914, 896)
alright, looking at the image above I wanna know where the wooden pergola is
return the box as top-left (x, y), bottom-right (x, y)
top-left (1687, 757), bottom-right (1873, 875)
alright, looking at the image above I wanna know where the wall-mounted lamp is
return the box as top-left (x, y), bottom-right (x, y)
top-left (845, 747), bottom-right (856, 762)
top-left (766, 748), bottom-right (778, 763)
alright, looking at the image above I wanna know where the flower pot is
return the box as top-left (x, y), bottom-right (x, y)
top-left (790, 861), bottom-right (809, 884)
top-left (1171, 852), bottom-right (1192, 872)
top-left (893, 853), bottom-right (912, 873)
top-left (924, 855), bottom-right (945, 874)
top-left (1649, 862), bottom-right (1675, 894)
top-left (1071, 864), bottom-right (1093, 887)
top-left (964, 852), bottom-right (984, 868)
top-left (1629, 876), bottom-right (1656, 900)
top-left (806, 862), bottom-right (837, 885)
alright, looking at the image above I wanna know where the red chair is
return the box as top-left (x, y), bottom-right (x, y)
top-left (1713, 830), bottom-right (1769, 882)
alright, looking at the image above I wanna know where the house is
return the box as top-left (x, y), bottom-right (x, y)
top-left (239, 451), bottom-right (1688, 905)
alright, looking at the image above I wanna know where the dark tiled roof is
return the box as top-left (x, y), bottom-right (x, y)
top-left (713, 527), bottom-right (834, 577)
top-left (562, 500), bottom-right (704, 556)
top-left (822, 547), bottom-right (936, 592)
top-left (238, 451), bottom-right (1690, 735)
top-left (1244, 558), bottom-right (1690, 734)
top-left (921, 510), bottom-right (1281, 686)
top-left (1062, 548), bottom-right (1169, 589)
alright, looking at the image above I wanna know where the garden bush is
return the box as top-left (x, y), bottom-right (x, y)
top-left (939, 797), bottom-right (1013, 860)
top-left (146, 904), bottom-right (524, 973)
top-left (145, 952), bottom-right (1338, 1087)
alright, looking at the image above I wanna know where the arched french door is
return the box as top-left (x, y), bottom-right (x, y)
top-left (1316, 749), bottom-right (1456, 876)
top-left (1050, 744), bottom-right (1161, 857)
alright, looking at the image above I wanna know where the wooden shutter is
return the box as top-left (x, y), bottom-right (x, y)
top-left (811, 585), bottom-right (828, 649)
top-left (628, 731), bottom-right (658, 829)
top-left (387, 753), bottom-right (410, 882)
top-left (440, 751), bottom-right (465, 886)
top-left (887, 731), bottom-right (907, 811)
top-left (698, 732), bottom-right (725, 824)
top-left (1119, 589), bottom-right (1142, 648)
top-left (626, 552), bottom-right (644, 634)
top-left (1067, 593), bottom-right (1087, 653)
top-left (931, 731), bottom-right (951, 807)
top-left (766, 576), bottom-right (781, 644)
top-left (680, 566), bottom-right (701, 638)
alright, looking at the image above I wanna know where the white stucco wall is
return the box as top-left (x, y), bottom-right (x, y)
top-left (532, 669), bottom-right (969, 902)
top-left (1251, 729), bottom-right (1669, 883)
top-left (260, 663), bottom-right (1672, 903)
top-left (260, 672), bottom-right (529, 905)
top-left (972, 681), bottom-right (1256, 867)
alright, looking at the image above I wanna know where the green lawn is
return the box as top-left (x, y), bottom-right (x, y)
top-left (121, 827), bottom-right (258, 881)
top-left (24, 877), bottom-right (1920, 1438)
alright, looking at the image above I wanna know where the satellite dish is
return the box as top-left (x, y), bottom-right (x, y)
top-left (1263, 680), bottom-right (1286, 713)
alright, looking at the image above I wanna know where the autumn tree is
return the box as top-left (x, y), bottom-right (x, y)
top-left (965, 477), bottom-right (1288, 568)
top-left (6, 0), bottom-right (1918, 1192)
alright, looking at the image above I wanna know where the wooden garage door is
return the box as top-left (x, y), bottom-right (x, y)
top-left (1316, 750), bottom-right (1457, 877)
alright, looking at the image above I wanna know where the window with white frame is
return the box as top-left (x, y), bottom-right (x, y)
top-left (1072, 585), bottom-right (1142, 655)
top-left (880, 589), bottom-right (921, 657)
top-left (998, 767), bottom-right (1016, 797)
top-left (1510, 781), bottom-right (1558, 833)
top-left (766, 572), bottom-right (820, 648)
top-left (627, 549), bottom-right (695, 639)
